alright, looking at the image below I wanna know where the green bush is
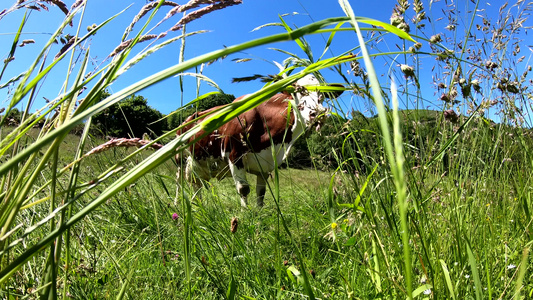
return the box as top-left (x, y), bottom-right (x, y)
top-left (167, 92), bottom-right (235, 130)
top-left (92, 93), bottom-right (167, 138)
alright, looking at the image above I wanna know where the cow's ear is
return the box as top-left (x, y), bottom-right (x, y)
top-left (325, 84), bottom-right (345, 99)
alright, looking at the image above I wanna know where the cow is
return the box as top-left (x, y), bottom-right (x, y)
top-left (176, 74), bottom-right (343, 207)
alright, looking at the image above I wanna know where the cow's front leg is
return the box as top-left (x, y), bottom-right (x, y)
top-left (228, 161), bottom-right (250, 207)
top-left (256, 174), bottom-right (268, 207)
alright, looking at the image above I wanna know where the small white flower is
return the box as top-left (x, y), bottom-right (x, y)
top-left (465, 274), bottom-right (470, 279)
top-left (507, 264), bottom-right (516, 270)
top-left (423, 289), bottom-right (431, 295)
top-left (420, 274), bottom-right (427, 284)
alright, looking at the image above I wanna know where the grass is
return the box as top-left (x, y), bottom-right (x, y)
top-left (6, 130), bottom-right (530, 299)
top-left (1, 0), bottom-right (533, 299)
top-left (5, 127), bottom-right (532, 299)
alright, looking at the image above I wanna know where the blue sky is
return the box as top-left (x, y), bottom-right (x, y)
top-left (1, 0), bottom-right (531, 121)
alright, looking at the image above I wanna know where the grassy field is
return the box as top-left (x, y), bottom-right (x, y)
top-left (1, 0), bottom-right (532, 299)
top-left (3, 124), bottom-right (532, 299)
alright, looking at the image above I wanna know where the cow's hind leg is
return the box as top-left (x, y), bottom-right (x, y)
top-left (256, 174), bottom-right (268, 207)
top-left (228, 161), bottom-right (250, 207)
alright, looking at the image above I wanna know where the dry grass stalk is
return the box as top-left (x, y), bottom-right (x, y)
top-left (18, 39), bottom-right (35, 47)
top-left (24, 5), bottom-right (41, 11)
top-left (12, 0), bottom-right (70, 15)
top-left (161, 5), bottom-right (181, 22)
top-left (47, 0), bottom-right (69, 15)
top-left (36, 2), bottom-right (48, 11)
top-left (84, 138), bottom-right (164, 157)
top-left (54, 36), bottom-right (77, 59)
top-left (179, 0), bottom-right (218, 12)
top-left (110, 34), bottom-right (158, 57)
top-left (70, 0), bottom-right (85, 11)
top-left (60, 138), bottom-right (162, 176)
top-left (116, 0), bottom-right (242, 57)
top-left (170, 0), bottom-right (242, 31)
top-left (125, 1), bottom-right (179, 36)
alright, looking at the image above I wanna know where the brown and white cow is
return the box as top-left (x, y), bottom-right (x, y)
top-left (176, 74), bottom-right (343, 207)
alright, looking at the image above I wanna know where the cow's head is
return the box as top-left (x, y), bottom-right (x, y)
top-left (293, 74), bottom-right (344, 127)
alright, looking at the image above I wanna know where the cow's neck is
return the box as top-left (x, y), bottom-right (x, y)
top-left (292, 92), bottom-right (323, 132)
top-left (280, 91), bottom-right (324, 160)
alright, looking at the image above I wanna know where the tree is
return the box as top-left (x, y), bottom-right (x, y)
top-left (287, 112), bottom-right (371, 171)
top-left (93, 94), bottom-right (167, 138)
top-left (1, 108), bottom-right (22, 126)
top-left (167, 93), bottom-right (235, 129)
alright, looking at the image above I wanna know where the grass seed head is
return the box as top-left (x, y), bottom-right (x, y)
top-left (400, 64), bottom-right (415, 79)
top-left (413, 0), bottom-right (424, 14)
top-left (126, 1), bottom-right (179, 35)
top-left (471, 79), bottom-right (480, 92)
top-left (84, 138), bottom-right (163, 158)
top-left (430, 34), bottom-right (442, 44)
top-left (18, 39), bottom-right (35, 47)
top-left (171, 0), bottom-right (242, 31)
top-left (87, 23), bottom-right (97, 32)
top-left (70, 0), bottom-right (84, 11)
top-left (48, 0), bottom-right (69, 15)
top-left (443, 109), bottom-right (459, 124)
top-left (54, 36), bottom-right (77, 59)
top-left (110, 34), bottom-right (157, 57)
top-left (408, 42), bottom-right (422, 52)
top-left (230, 217), bottom-right (238, 233)
top-left (485, 60), bottom-right (498, 70)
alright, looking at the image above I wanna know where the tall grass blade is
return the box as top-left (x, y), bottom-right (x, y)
top-left (116, 259), bottom-right (137, 300)
top-left (338, 0), bottom-right (414, 297)
top-left (319, 21), bottom-right (345, 60)
top-left (411, 284), bottom-right (433, 298)
top-left (466, 242), bottom-right (483, 300)
top-left (439, 259), bottom-right (456, 300)
top-left (226, 274), bottom-right (237, 300)
top-left (268, 125), bottom-right (315, 299)
top-left (0, 10), bottom-right (25, 86)
top-left (513, 243), bottom-right (531, 299)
